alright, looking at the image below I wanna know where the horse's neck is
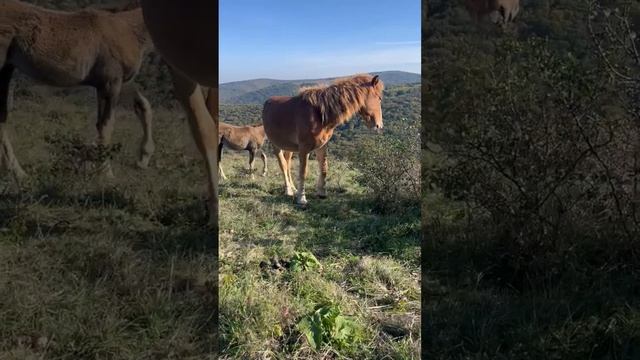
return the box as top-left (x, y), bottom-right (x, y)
top-left (324, 103), bottom-right (360, 130)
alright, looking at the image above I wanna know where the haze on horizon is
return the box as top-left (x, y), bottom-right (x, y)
top-left (220, 0), bottom-right (421, 84)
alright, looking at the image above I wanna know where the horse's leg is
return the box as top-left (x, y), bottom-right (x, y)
top-left (295, 150), bottom-right (309, 206)
top-left (260, 149), bottom-right (267, 177)
top-left (284, 150), bottom-right (296, 192)
top-left (315, 144), bottom-right (328, 199)
top-left (0, 64), bottom-right (26, 181)
top-left (248, 148), bottom-right (255, 179)
top-left (133, 90), bottom-right (154, 169)
top-left (95, 79), bottom-right (122, 178)
top-left (218, 141), bottom-right (227, 180)
top-left (171, 68), bottom-right (218, 226)
top-left (274, 148), bottom-right (294, 196)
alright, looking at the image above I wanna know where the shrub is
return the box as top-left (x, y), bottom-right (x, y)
top-left (428, 36), bottom-right (640, 242)
top-left (349, 123), bottom-right (420, 213)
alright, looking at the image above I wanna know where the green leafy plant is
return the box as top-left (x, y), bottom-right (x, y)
top-left (297, 303), bottom-right (362, 351)
top-left (289, 251), bottom-right (321, 272)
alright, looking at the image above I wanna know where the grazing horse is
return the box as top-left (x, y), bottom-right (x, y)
top-left (465, 0), bottom-right (520, 26)
top-left (218, 122), bottom-right (268, 180)
top-left (140, 0), bottom-right (218, 226)
top-left (0, 0), bottom-right (155, 180)
top-left (262, 74), bottom-right (384, 206)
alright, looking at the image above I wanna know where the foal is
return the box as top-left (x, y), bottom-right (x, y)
top-left (218, 122), bottom-right (268, 179)
top-left (0, 0), bottom-right (155, 179)
top-left (262, 74), bottom-right (384, 206)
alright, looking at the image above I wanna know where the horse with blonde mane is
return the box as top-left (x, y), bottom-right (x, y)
top-left (140, 0), bottom-right (218, 226)
top-left (262, 73), bottom-right (384, 207)
top-left (0, 0), bottom-right (155, 180)
top-left (218, 122), bottom-right (268, 180)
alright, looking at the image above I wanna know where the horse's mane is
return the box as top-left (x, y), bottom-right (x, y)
top-left (298, 74), bottom-right (383, 125)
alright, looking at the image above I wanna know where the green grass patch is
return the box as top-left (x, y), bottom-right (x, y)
top-left (219, 151), bottom-right (420, 358)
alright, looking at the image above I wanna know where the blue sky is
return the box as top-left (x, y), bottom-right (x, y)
top-left (220, 0), bottom-right (421, 83)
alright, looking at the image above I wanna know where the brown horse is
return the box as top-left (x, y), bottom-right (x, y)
top-left (465, 0), bottom-right (520, 26)
top-left (140, 0), bottom-right (218, 226)
top-left (0, 0), bottom-right (155, 180)
top-left (262, 73), bottom-right (384, 206)
top-left (218, 122), bottom-right (268, 180)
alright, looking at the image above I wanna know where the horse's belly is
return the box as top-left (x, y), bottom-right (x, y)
top-left (9, 48), bottom-right (91, 86)
top-left (265, 131), bottom-right (298, 151)
top-left (222, 138), bottom-right (249, 151)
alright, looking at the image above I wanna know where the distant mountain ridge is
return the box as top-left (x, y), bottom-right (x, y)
top-left (220, 71), bottom-right (421, 104)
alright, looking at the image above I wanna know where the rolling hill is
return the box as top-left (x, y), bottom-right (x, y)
top-left (220, 70), bottom-right (421, 104)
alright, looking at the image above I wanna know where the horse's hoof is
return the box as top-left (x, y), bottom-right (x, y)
top-left (295, 193), bottom-right (308, 208)
top-left (136, 160), bottom-right (149, 169)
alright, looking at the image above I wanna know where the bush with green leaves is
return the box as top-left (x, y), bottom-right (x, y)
top-left (427, 35), bottom-right (640, 242)
top-left (349, 123), bottom-right (420, 214)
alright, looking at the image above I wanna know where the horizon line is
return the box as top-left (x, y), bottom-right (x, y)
top-left (219, 69), bottom-right (421, 85)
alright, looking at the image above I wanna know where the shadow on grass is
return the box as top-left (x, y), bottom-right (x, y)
top-left (252, 188), bottom-right (420, 262)
top-left (422, 217), bottom-right (640, 359)
top-left (1, 182), bottom-right (136, 211)
top-left (0, 185), bottom-right (216, 257)
top-left (130, 225), bottom-right (216, 255)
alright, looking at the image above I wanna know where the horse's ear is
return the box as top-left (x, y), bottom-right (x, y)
top-left (372, 75), bottom-right (380, 86)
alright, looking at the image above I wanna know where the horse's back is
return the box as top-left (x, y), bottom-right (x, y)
top-left (3, 2), bottom-right (145, 87)
top-left (1, 0), bottom-right (82, 21)
top-left (262, 95), bottom-right (302, 122)
top-left (6, 8), bottom-right (102, 86)
top-left (0, 0), bottom-right (40, 27)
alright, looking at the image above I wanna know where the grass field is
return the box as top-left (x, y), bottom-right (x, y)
top-left (0, 88), bottom-right (217, 359)
top-left (219, 149), bottom-right (421, 358)
top-left (0, 86), bottom-right (420, 359)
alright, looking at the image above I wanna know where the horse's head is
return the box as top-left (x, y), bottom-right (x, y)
top-left (359, 75), bottom-right (384, 130)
